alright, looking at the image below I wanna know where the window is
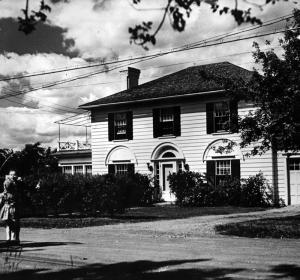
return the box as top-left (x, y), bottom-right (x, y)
top-left (289, 159), bottom-right (300, 170)
top-left (108, 111), bottom-right (133, 141)
top-left (206, 101), bottom-right (238, 134)
top-left (153, 107), bottom-right (181, 138)
top-left (74, 165), bottom-right (83, 174)
top-left (206, 159), bottom-right (240, 186)
top-left (108, 163), bottom-right (135, 175)
top-left (215, 160), bottom-right (231, 185)
top-left (162, 151), bottom-right (176, 158)
top-left (116, 164), bottom-right (128, 175)
top-left (155, 163), bottom-right (160, 183)
top-left (115, 113), bottom-right (127, 136)
top-left (214, 102), bottom-right (230, 132)
top-left (85, 165), bottom-right (92, 174)
top-left (62, 166), bottom-right (72, 175)
top-left (160, 108), bottom-right (175, 135)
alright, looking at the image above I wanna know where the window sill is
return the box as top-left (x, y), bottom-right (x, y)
top-left (158, 135), bottom-right (176, 139)
top-left (212, 131), bottom-right (232, 136)
top-left (113, 139), bottom-right (129, 142)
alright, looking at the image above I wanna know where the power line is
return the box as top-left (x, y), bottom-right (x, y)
top-left (0, 13), bottom-right (293, 83)
top-left (0, 54), bottom-right (162, 100)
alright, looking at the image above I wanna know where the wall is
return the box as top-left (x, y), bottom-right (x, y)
top-left (90, 96), bottom-right (288, 203)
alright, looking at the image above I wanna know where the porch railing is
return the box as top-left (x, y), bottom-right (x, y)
top-left (58, 141), bottom-right (91, 151)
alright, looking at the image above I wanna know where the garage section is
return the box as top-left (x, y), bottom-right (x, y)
top-left (289, 158), bottom-right (300, 205)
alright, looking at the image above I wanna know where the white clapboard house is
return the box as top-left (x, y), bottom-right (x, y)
top-left (78, 62), bottom-right (300, 205)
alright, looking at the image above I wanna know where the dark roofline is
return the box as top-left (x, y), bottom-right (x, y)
top-left (79, 89), bottom-right (225, 109)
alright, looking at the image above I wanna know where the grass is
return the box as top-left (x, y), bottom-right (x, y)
top-left (0, 205), bottom-right (265, 229)
top-left (215, 214), bottom-right (300, 238)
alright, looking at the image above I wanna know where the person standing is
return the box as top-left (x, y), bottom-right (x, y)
top-left (0, 170), bottom-right (22, 245)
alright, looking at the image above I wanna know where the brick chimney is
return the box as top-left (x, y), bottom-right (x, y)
top-left (127, 67), bottom-right (140, 89)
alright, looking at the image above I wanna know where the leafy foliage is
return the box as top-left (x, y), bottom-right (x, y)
top-left (128, 0), bottom-right (288, 49)
top-left (17, 173), bottom-right (155, 217)
top-left (227, 9), bottom-right (300, 156)
top-left (18, 0), bottom-right (51, 34)
top-left (0, 142), bottom-right (59, 177)
top-left (168, 171), bottom-right (277, 207)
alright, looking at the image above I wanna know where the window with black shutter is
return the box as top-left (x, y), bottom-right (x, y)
top-left (108, 111), bottom-right (133, 141)
top-left (153, 106), bottom-right (181, 138)
top-left (108, 164), bottom-right (135, 175)
top-left (206, 159), bottom-right (240, 186)
top-left (206, 101), bottom-right (238, 134)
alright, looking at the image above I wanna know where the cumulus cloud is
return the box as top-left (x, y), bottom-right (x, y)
top-left (0, 0), bottom-right (297, 149)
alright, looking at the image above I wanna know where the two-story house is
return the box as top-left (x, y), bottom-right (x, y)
top-left (79, 62), bottom-right (300, 204)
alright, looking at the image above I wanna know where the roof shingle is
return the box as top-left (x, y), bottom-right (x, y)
top-left (79, 62), bottom-right (252, 108)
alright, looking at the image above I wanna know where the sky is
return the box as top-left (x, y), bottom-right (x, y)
top-left (0, 0), bottom-right (298, 150)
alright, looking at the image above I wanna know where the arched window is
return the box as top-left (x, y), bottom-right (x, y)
top-left (162, 151), bottom-right (176, 158)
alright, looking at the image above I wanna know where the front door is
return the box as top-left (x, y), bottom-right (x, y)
top-left (161, 162), bottom-right (176, 202)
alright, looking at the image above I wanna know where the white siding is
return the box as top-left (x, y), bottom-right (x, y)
top-left (91, 98), bottom-right (288, 204)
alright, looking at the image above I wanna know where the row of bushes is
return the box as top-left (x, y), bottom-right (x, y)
top-left (1, 171), bottom-right (278, 217)
top-left (0, 173), bottom-right (155, 217)
top-left (168, 171), bottom-right (277, 207)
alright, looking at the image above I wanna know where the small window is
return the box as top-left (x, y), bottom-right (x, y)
top-left (108, 112), bottom-right (133, 141)
top-left (153, 107), bottom-right (181, 138)
top-left (74, 165), bottom-right (83, 174)
top-left (62, 166), bottom-right (72, 175)
top-left (116, 164), bottom-right (128, 175)
top-left (162, 151), bottom-right (176, 158)
top-left (216, 160), bottom-right (231, 185)
top-left (160, 108), bottom-right (175, 135)
top-left (85, 165), bottom-right (92, 174)
top-left (289, 159), bottom-right (300, 170)
top-left (155, 163), bottom-right (160, 183)
top-left (108, 164), bottom-right (135, 175)
top-left (214, 102), bottom-right (230, 132)
top-left (115, 113), bottom-right (127, 136)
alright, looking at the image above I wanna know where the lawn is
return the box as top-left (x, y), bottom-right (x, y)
top-left (215, 214), bottom-right (300, 238)
top-left (0, 205), bottom-right (265, 229)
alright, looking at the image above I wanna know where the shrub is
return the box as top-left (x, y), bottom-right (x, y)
top-left (169, 170), bottom-right (274, 207)
top-left (19, 172), bottom-right (154, 217)
top-left (240, 172), bottom-right (273, 207)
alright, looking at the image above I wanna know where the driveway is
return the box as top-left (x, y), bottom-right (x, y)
top-left (1, 206), bottom-right (300, 279)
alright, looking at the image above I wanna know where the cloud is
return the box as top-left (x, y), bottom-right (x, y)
top-left (0, 0), bottom-right (297, 149)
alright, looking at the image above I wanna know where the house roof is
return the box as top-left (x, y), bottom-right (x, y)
top-left (79, 62), bottom-right (252, 109)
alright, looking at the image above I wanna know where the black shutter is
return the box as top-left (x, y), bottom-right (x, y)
top-left (108, 113), bottom-right (115, 141)
top-left (206, 103), bottom-right (214, 134)
top-left (127, 164), bottom-right (135, 175)
top-left (108, 164), bottom-right (115, 174)
top-left (173, 106), bottom-right (181, 136)
top-left (230, 100), bottom-right (239, 133)
top-left (126, 111), bottom-right (133, 140)
top-left (153, 108), bottom-right (160, 138)
top-left (206, 160), bottom-right (215, 187)
top-left (231, 159), bottom-right (240, 180)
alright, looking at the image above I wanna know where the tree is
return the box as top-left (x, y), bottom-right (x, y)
top-left (15, 0), bottom-right (293, 49)
top-left (129, 0), bottom-right (294, 49)
top-left (0, 142), bottom-right (59, 177)
top-left (228, 9), bottom-right (300, 156)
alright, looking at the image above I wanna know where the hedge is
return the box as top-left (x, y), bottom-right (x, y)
top-left (169, 171), bottom-right (277, 207)
top-left (1, 173), bottom-right (155, 217)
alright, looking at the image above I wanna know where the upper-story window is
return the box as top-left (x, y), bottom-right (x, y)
top-left (108, 111), bottom-right (133, 141)
top-left (153, 106), bottom-right (181, 138)
top-left (206, 101), bottom-right (238, 134)
top-left (214, 102), bottom-right (230, 132)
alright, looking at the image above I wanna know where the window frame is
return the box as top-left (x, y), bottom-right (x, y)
top-left (213, 102), bottom-right (230, 133)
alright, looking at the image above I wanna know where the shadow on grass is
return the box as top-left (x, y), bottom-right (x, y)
top-left (0, 258), bottom-right (247, 280)
top-left (271, 264), bottom-right (300, 280)
top-left (3, 205), bottom-right (268, 229)
top-left (0, 241), bottom-right (82, 253)
top-left (215, 215), bottom-right (300, 238)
